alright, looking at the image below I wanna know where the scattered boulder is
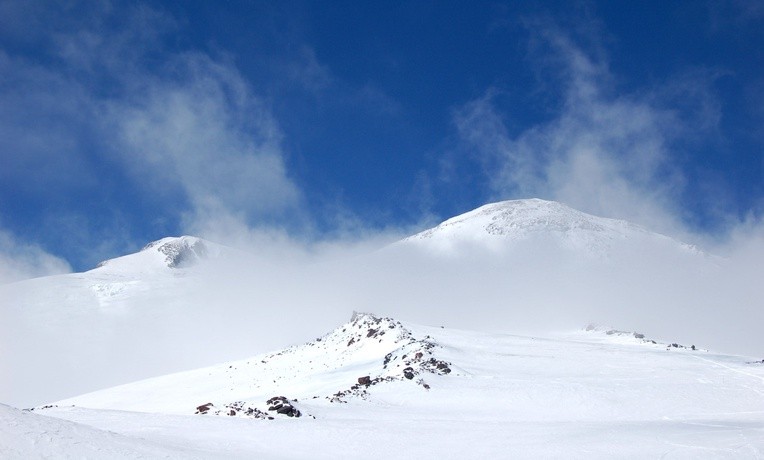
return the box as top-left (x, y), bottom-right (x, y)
top-left (358, 376), bottom-right (372, 386)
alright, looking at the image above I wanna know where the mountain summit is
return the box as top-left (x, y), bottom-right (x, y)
top-left (399, 198), bottom-right (699, 257)
top-left (93, 236), bottom-right (227, 272)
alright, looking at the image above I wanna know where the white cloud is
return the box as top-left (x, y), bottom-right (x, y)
top-left (107, 52), bottom-right (301, 225)
top-left (0, 2), bottom-right (303, 264)
top-left (452, 26), bottom-right (722, 239)
top-left (0, 229), bottom-right (71, 285)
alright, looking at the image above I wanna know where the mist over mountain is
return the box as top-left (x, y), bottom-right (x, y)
top-left (0, 199), bottom-right (759, 409)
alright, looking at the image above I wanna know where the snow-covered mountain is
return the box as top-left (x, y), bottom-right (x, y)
top-left (0, 200), bottom-right (729, 410)
top-left (1, 199), bottom-right (762, 457)
top-left (18, 312), bottom-right (764, 458)
top-left (0, 236), bottom-right (237, 408)
top-left (94, 235), bottom-right (227, 272)
top-left (396, 198), bottom-right (704, 258)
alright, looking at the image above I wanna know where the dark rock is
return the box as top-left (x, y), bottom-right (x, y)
top-left (367, 329), bottom-right (378, 338)
top-left (358, 376), bottom-right (372, 386)
top-left (196, 403), bottom-right (214, 414)
top-left (403, 367), bottom-right (415, 380)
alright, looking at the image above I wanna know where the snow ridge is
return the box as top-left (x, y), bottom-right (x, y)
top-left (143, 236), bottom-right (212, 268)
top-left (94, 236), bottom-right (224, 271)
top-left (50, 313), bottom-right (455, 420)
top-left (195, 312), bottom-right (455, 419)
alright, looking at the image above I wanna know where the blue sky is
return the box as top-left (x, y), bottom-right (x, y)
top-left (0, 0), bottom-right (762, 275)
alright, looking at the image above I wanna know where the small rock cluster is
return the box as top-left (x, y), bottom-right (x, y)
top-left (588, 325), bottom-right (701, 351)
top-left (195, 396), bottom-right (302, 419)
top-left (266, 396), bottom-right (301, 417)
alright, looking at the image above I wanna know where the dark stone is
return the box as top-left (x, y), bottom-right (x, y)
top-left (403, 367), bottom-right (415, 380)
top-left (196, 403), bottom-right (213, 414)
top-left (367, 329), bottom-right (378, 337)
top-left (358, 376), bottom-right (372, 386)
top-left (347, 338), bottom-right (355, 347)
top-left (229, 410), bottom-right (236, 416)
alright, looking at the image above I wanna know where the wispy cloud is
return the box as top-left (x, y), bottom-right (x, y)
top-left (452, 22), bottom-right (726, 239)
top-left (106, 52), bottom-right (301, 226)
top-left (0, 2), bottom-right (303, 268)
top-left (0, 228), bottom-right (70, 285)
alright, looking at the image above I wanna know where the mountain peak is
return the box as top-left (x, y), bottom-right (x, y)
top-left (397, 198), bottom-right (697, 257)
top-left (93, 236), bottom-right (225, 272)
top-left (141, 236), bottom-right (212, 269)
top-left (425, 198), bottom-right (631, 237)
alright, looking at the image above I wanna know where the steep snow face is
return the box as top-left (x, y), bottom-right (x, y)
top-left (93, 236), bottom-right (226, 273)
top-left (398, 198), bottom-right (700, 257)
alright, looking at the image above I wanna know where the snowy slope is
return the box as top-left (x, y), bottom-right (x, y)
top-left (22, 313), bottom-right (764, 458)
top-left (396, 198), bottom-right (704, 258)
top-left (51, 313), bottom-right (454, 416)
top-left (0, 236), bottom-right (238, 407)
top-left (0, 404), bottom-right (197, 459)
top-left (94, 235), bottom-right (227, 273)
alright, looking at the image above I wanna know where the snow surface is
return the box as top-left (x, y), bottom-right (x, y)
top-left (7, 312), bottom-right (764, 459)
